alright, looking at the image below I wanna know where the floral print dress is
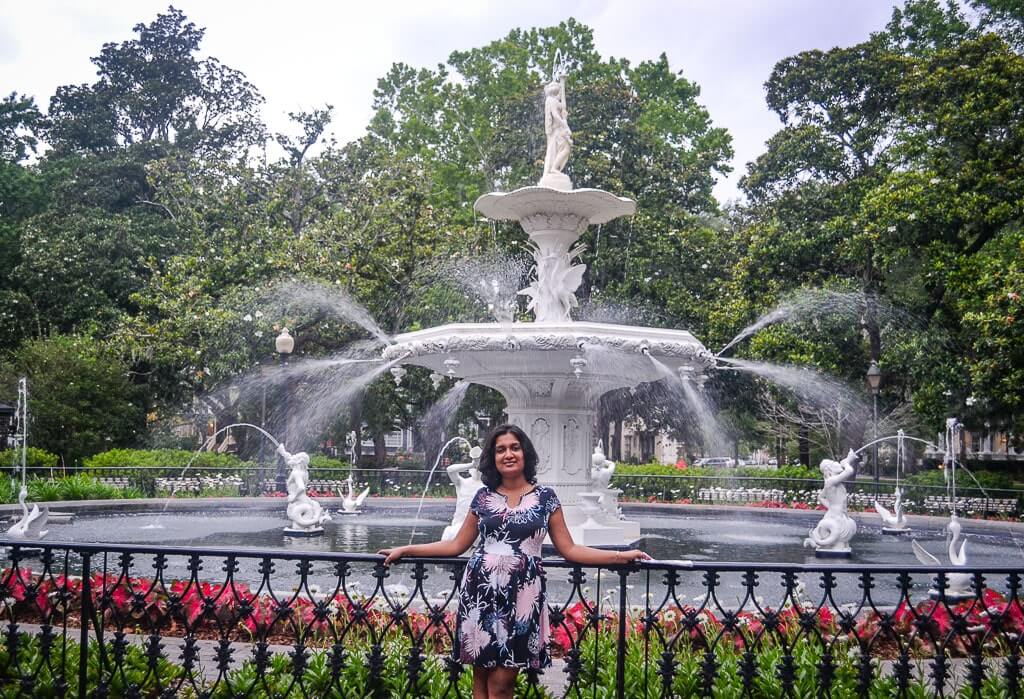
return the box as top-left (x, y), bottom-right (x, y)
top-left (455, 485), bottom-right (561, 669)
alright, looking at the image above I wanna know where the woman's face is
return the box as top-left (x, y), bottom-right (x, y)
top-left (494, 433), bottom-right (525, 481)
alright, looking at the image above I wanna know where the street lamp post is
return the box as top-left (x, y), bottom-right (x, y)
top-left (866, 360), bottom-right (882, 492)
top-left (275, 328), bottom-right (295, 492)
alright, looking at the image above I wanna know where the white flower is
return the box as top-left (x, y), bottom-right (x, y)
top-left (887, 225), bottom-right (897, 233)
top-left (254, 310), bottom-right (264, 318)
top-left (908, 213), bottom-right (917, 221)
top-left (930, 177), bottom-right (941, 184)
top-left (242, 313), bottom-right (253, 322)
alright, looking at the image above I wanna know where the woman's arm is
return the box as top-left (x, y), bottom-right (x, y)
top-left (547, 507), bottom-right (649, 565)
top-left (378, 512), bottom-right (479, 564)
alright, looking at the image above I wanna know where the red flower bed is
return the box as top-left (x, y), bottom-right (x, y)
top-left (4, 567), bottom-right (1022, 660)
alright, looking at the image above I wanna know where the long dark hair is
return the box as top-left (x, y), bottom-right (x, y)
top-left (478, 423), bottom-right (539, 489)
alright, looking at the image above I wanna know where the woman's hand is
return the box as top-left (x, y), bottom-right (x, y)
top-left (377, 547), bottom-right (407, 565)
top-left (615, 549), bottom-right (652, 563)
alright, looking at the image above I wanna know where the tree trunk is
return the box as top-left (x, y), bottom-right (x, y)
top-left (373, 431), bottom-right (387, 468)
top-left (799, 423), bottom-right (811, 467)
top-left (353, 423), bottom-right (363, 464)
top-left (610, 420), bottom-right (622, 461)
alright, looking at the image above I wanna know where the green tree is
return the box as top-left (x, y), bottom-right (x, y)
top-left (45, 6), bottom-right (263, 157)
top-left (1, 336), bottom-right (146, 465)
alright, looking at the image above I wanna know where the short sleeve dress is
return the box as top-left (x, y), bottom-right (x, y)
top-left (454, 485), bottom-right (561, 669)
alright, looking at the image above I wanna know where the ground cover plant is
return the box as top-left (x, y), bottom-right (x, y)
top-left (0, 475), bottom-right (143, 503)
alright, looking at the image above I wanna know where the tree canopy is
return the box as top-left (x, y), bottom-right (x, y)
top-left (2, 2), bottom-right (1021, 465)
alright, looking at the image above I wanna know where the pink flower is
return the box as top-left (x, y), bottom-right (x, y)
top-left (515, 491), bottom-right (540, 512)
top-left (516, 578), bottom-right (542, 623)
top-left (459, 607), bottom-right (490, 661)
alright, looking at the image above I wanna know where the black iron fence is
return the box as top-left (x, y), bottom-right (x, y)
top-left (1, 539), bottom-right (1022, 697)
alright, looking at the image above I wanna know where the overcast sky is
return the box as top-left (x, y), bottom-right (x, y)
top-left (1, 1), bottom-right (903, 203)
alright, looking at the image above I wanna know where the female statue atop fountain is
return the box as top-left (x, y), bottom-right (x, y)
top-left (540, 71), bottom-right (572, 190)
top-left (379, 424), bottom-right (650, 699)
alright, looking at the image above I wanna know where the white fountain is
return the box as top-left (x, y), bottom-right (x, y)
top-left (803, 449), bottom-right (860, 557)
top-left (339, 476), bottom-right (370, 515)
top-left (277, 444), bottom-right (332, 536)
top-left (912, 417), bottom-right (974, 600)
top-left (5, 378), bottom-right (51, 542)
top-left (875, 429), bottom-right (910, 534)
top-left (382, 59), bottom-right (713, 546)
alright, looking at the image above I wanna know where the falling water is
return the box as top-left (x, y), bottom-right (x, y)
top-left (646, 357), bottom-right (728, 455)
top-left (142, 422), bottom-right (283, 530)
top-left (717, 289), bottom-right (927, 357)
top-left (717, 357), bottom-right (862, 412)
top-left (577, 299), bottom-right (667, 328)
top-left (263, 280), bottom-right (391, 344)
top-left (421, 381), bottom-right (471, 440)
top-left (223, 351), bottom-right (391, 448)
top-left (409, 436), bottom-right (473, 545)
top-left (441, 253), bottom-right (530, 323)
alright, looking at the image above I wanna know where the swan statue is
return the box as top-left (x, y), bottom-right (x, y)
top-left (340, 476), bottom-right (370, 514)
top-left (278, 444), bottom-right (331, 535)
top-left (875, 487), bottom-right (909, 533)
top-left (6, 486), bottom-right (49, 540)
top-left (912, 514), bottom-right (973, 599)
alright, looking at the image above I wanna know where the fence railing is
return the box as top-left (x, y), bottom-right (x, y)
top-left (31, 466), bottom-right (1024, 516)
top-left (1, 539), bottom-right (1022, 697)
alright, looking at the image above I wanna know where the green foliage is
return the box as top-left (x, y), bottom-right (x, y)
top-left (0, 632), bottom-right (186, 698)
top-left (0, 447), bottom-right (59, 473)
top-left (0, 335), bottom-right (146, 466)
top-left (904, 467), bottom-right (1015, 490)
top-left (0, 475), bottom-right (143, 503)
top-left (307, 454), bottom-right (351, 472)
top-left (616, 462), bottom-right (819, 480)
top-left (83, 448), bottom-right (247, 471)
top-left (2, 3), bottom-right (1023, 460)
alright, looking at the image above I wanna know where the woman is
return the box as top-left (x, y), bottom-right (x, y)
top-left (378, 424), bottom-right (650, 699)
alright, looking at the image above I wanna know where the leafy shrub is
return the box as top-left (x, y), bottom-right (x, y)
top-left (0, 475), bottom-right (143, 503)
top-left (32, 475), bottom-right (143, 501)
top-left (905, 467), bottom-right (1014, 491)
top-left (308, 454), bottom-right (352, 472)
top-left (83, 448), bottom-right (249, 472)
top-left (0, 447), bottom-right (60, 473)
top-left (0, 632), bottom-right (186, 698)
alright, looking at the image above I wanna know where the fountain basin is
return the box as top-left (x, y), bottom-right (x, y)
top-left (384, 322), bottom-right (714, 546)
top-left (474, 186), bottom-right (636, 225)
top-left (7, 499), bottom-right (1020, 608)
top-left (384, 321), bottom-right (714, 389)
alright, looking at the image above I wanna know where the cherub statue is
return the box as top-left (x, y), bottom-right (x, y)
top-left (590, 443), bottom-right (616, 491)
top-left (278, 444), bottom-right (331, 533)
top-left (587, 442), bottom-right (623, 522)
top-left (804, 449), bottom-right (859, 555)
top-left (442, 446), bottom-right (483, 541)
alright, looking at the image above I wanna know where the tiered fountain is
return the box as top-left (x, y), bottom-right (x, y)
top-left (383, 63), bottom-right (714, 546)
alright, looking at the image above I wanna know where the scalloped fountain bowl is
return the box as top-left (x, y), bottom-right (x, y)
top-left (383, 321), bottom-right (715, 547)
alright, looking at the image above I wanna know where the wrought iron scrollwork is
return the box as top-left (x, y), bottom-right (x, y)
top-left (1, 541), bottom-right (1022, 697)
